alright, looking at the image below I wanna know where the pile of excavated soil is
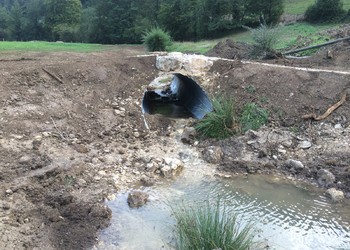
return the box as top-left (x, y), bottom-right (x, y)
top-left (0, 44), bottom-right (349, 249)
top-left (205, 39), bottom-right (254, 59)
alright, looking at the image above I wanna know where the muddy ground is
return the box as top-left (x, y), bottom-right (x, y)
top-left (0, 42), bottom-right (349, 249)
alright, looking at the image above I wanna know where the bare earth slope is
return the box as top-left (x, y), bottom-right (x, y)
top-left (0, 43), bottom-right (349, 249)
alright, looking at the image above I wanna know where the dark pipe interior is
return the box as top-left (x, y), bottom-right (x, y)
top-left (142, 74), bottom-right (212, 119)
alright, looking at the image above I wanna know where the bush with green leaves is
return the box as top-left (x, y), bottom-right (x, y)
top-left (195, 96), bottom-right (238, 139)
top-left (172, 199), bottom-right (254, 250)
top-left (240, 102), bottom-right (269, 133)
top-left (142, 27), bottom-right (172, 52)
top-left (245, 24), bottom-right (279, 58)
top-left (305, 0), bottom-right (346, 23)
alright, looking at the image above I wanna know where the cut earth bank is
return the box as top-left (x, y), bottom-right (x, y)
top-left (0, 44), bottom-right (349, 249)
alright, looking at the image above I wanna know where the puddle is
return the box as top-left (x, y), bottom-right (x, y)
top-left (96, 145), bottom-right (350, 250)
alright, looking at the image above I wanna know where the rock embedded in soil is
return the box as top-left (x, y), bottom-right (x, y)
top-left (181, 127), bottom-right (197, 144)
top-left (127, 191), bottom-right (149, 208)
top-left (160, 158), bottom-right (184, 178)
top-left (202, 146), bottom-right (223, 164)
top-left (317, 169), bottom-right (336, 187)
top-left (285, 159), bottom-right (305, 171)
top-left (299, 140), bottom-right (312, 149)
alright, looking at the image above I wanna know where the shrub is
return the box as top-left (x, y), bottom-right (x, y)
top-left (245, 24), bottom-right (279, 58)
top-left (172, 199), bottom-right (254, 250)
top-left (240, 103), bottom-right (269, 132)
top-left (142, 27), bottom-right (172, 52)
top-left (195, 96), bottom-right (239, 139)
top-left (305, 0), bottom-right (346, 23)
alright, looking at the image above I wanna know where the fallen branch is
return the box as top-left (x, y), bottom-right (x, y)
top-left (302, 92), bottom-right (347, 121)
top-left (42, 67), bottom-right (64, 84)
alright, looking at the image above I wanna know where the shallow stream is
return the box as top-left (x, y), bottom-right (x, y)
top-left (97, 140), bottom-right (350, 250)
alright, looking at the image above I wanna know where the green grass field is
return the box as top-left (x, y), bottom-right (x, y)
top-left (0, 41), bottom-right (107, 53)
top-left (1, 0), bottom-right (349, 55)
top-left (284, 0), bottom-right (350, 14)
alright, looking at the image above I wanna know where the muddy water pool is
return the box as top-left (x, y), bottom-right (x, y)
top-left (96, 146), bottom-right (350, 250)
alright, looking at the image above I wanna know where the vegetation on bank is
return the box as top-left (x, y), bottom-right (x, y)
top-left (195, 96), bottom-right (268, 139)
top-left (172, 200), bottom-right (254, 250)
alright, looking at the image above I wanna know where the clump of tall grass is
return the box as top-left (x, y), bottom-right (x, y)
top-left (195, 96), bottom-right (239, 139)
top-left (244, 23), bottom-right (280, 58)
top-left (240, 102), bottom-right (269, 133)
top-left (171, 199), bottom-right (254, 250)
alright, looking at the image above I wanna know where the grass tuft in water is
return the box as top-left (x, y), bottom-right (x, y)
top-left (195, 96), bottom-right (239, 139)
top-left (172, 199), bottom-right (254, 250)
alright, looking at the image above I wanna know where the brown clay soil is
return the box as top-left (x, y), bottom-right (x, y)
top-left (0, 42), bottom-right (350, 249)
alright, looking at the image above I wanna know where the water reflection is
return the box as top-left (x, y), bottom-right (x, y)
top-left (97, 174), bottom-right (350, 250)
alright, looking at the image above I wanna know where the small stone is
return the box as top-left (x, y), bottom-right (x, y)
top-left (127, 191), bottom-right (149, 208)
top-left (326, 188), bottom-right (344, 202)
top-left (72, 144), bottom-right (89, 153)
top-left (111, 102), bottom-right (119, 109)
top-left (285, 159), bottom-right (304, 170)
top-left (77, 178), bottom-right (87, 186)
top-left (145, 162), bottom-right (157, 173)
top-left (181, 127), bottom-right (196, 144)
top-left (114, 109), bottom-right (125, 116)
top-left (317, 169), bottom-right (335, 187)
top-left (5, 189), bottom-right (13, 195)
top-left (299, 140), bottom-right (312, 149)
top-left (202, 146), bottom-right (223, 164)
top-left (42, 132), bottom-right (50, 137)
top-left (92, 157), bottom-right (100, 164)
top-left (106, 194), bottom-right (116, 201)
top-left (160, 165), bottom-right (172, 178)
top-left (98, 170), bottom-right (106, 176)
top-left (18, 155), bottom-right (31, 164)
top-left (32, 139), bottom-right (42, 150)
top-left (334, 124), bottom-right (342, 129)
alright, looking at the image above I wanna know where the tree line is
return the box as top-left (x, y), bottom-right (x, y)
top-left (0, 0), bottom-right (284, 44)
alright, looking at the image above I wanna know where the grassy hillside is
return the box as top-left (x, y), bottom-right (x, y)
top-left (284, 0), bottom-right (350, 15)
top-left (171, 0), bottom-right (350, 54)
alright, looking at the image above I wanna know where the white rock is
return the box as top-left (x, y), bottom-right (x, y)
top-left (326, 188), bottom-right (344, 202)
top-left (334, 124), bottom-right (342, 129)
top-left (299, 140), bottom-right (312, 149)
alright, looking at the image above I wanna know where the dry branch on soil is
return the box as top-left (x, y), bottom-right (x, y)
top-left (302, 92), bottom-right (347, 120)
top-left (42, 67), bottom-right (64, 84)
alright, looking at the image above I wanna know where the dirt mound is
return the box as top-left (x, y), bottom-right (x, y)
top-left (205, 39), bottom-right (254, 59)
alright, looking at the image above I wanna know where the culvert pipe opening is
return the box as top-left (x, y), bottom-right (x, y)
top-left (142, 73), bottom-right (213, 119)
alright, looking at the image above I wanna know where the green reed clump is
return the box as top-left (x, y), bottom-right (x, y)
top-left (172, 199), bottom-right (254, 250)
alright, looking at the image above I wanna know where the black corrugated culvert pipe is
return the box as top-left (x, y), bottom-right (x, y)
top-left (142, 73), bottom-right (212, 119)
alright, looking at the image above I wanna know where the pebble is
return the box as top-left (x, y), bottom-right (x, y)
top-left (334, 124), bottom-right (342, 129)
top-left (299, 140), bottom-right (312, 149)
top-left (5, 189), bottom-right (13, 195)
